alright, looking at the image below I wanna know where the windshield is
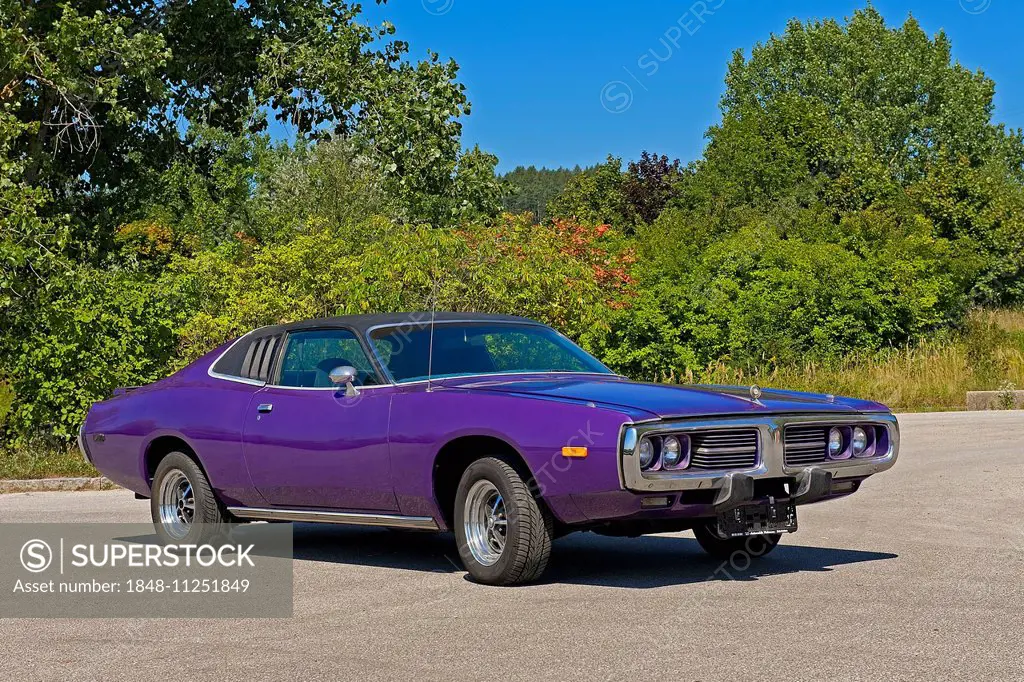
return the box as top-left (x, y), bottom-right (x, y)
top-left (369, 322), bottom-right (611, 383)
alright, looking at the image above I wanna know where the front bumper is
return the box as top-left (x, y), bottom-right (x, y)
top-left (619, 413), bottom-right (899, 501)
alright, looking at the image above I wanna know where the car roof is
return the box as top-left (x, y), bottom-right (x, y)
top-left (252, 312), bottom-right (539, 336)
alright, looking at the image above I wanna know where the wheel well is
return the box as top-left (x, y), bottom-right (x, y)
top-left (432, 435), bottom-right (540, 529)
top-left (144, 436), bottom-right (203, 487)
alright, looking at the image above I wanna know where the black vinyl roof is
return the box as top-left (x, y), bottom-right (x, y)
top-left (211, 312), bottom-right (539, 381)
top-left (255, 312), bottom-right (536, 336)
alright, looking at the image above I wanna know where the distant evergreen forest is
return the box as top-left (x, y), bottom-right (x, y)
top-left (500, 166), bottom-right (587, 220)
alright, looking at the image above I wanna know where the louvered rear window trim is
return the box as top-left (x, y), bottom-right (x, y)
top-left (243, 334), bottom-right (281, 382)
top-left (211, 332), bottom-right (283, 383)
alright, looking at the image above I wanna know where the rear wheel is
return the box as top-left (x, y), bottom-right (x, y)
top-left (454, 456), bottom-right (553, 585)
top-left (693, 521), bottom-right (781, 560)
top-left (150, 452), bottom-right (229, 545)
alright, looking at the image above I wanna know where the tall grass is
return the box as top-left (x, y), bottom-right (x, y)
top-left (0, 445), bottom-right (98, 480)
top-left (685, 309), bottom-right (1024, 411)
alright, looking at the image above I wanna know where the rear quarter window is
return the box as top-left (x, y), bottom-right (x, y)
top-left (211, 333), bottom-right (283, 382)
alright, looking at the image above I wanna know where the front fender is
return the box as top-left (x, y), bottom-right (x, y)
top-left (387, 388), bottom-right (633, 524)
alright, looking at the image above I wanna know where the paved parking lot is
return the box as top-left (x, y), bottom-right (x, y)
top-left (1, 411), bottom-right (1022, 681)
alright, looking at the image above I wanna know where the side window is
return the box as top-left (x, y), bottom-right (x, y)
top-left (276, 329), bottom-right (381, 388)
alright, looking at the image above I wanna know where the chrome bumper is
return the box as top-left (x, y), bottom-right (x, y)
top-left (619, 412), bottom-right (899, 493)
top-left (77, 424), bottom-right (93, 464)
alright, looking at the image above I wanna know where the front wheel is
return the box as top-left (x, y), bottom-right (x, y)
top-left (692, 522), bottom-right (781, 560)
top-left (454, 457), bottom-right (553, 585)
top-left (150, 452), bottom-right (230, 545)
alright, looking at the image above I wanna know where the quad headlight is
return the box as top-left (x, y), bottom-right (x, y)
top-left (851, 426), bottom-right (870, 457)
top-left (661, 435), bottom-right (686, 469)
top-left (633, 433), bottom-right (691, 471)
top-left (827, 427), bottom-right (844, 459)
top-left (824, 425), bottom-right (882, 460)
top-left (638, 437), bottom-right (656, 469)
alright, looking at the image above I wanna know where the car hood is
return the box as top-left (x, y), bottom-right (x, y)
top-left (443, 374), bottom-right (889, 419)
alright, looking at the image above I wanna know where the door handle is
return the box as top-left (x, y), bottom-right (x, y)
top-left (257, 403), bottom-right (273, 413)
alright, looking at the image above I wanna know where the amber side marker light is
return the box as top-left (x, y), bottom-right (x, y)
top-left (561, 446), bottom-right (588, 458)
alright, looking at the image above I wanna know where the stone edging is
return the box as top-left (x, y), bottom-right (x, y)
top-left (0, 477), bottom-right (118, 494)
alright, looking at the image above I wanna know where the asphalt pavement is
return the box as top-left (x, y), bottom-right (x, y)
top-left (1, 410), bottom-right (1022, 681)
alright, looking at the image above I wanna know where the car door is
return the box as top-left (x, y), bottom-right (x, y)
top-left (241, 327), bottom-right (399, 512)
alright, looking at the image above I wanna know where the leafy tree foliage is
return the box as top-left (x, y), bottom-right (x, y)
top-left (701, 9), bottom-right (1011, 208)
top-left (674, 7), bottom-right (1024, 303)
top-left (546, 156), bottom-right (629, 227)
top-left (1, 0), bottom-right (486, 238)
top-left (602, 206), bottom-right (965, 378)
top-left (3, 4), bottom-right (1024, 445)
top-left (589, 8), bottom-right (1024, 380)
top-left (545, 153), bottom-right (686, 231)
top-left (162, 215), bottom-right (623, 367)
top-left (0, 0), bottom-right (499, 442)
top-left (621, 152), bottom-right (686, 226)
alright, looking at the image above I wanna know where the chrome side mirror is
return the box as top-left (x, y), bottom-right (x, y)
top-left (328, 366), bottom-right (360, 397)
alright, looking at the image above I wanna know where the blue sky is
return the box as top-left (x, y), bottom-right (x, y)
top-left (356, 0), bottom-right (1022, 172)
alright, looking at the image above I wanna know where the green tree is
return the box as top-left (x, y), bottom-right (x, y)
top-left (668, 7), bottom-right (1024, 306)
top-left (692, 7), bottom-right (1017, 209)
top-left (452, 146), bottom-right (505, 223)
top-left (1, 0), bottom-right (476, 246)
top-left (546, 155), bottom-right (627, 226)
top-left (545, 152), bottom-right (686, 231)
top-left (0, 0), bottom-right (492, 443)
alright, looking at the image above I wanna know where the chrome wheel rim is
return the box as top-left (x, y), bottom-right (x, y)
top-left (158, 470), bottom-right (195, 540)
top-left (464, 480), bottom-right (507, 566)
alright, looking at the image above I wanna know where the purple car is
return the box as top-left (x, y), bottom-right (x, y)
top-left (80, 313), bottom-right (900, 585)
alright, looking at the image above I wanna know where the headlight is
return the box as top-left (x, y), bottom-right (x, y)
top-left (638, 438), bottom-right (656, 469)
top-left (662, 435), bottom-right (686, 468)
top-left (851, 426), bottom-right (869, 457)
top-left (828, 427), bottom-right (844, 459)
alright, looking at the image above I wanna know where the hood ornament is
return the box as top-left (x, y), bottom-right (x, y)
top-left (749, 384), bottom-right (763, 401)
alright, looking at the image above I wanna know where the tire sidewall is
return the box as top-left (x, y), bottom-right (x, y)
top-left (150, 452), bottom-right (222, 546)
top-left (453, 458), bottom-right (526, 584)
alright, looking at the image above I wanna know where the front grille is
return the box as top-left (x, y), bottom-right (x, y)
top-left (689, 429), bottom-right (759, 470)
top-left (784, 425), bottom-right (828, 465)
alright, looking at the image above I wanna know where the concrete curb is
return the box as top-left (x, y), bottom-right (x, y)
top-left (0, 477), bottom-right (118, 494)
top-left (966, 390), bottom-right (1024, 411)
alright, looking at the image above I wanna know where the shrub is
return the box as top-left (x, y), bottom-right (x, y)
top-left (3, 267), bottom-right (179, 441)
top-left (594, 206), bottom-right (965, 380)
top-left (0, 381), bottom-right (13, 432)
top-left (162, 214), bottom-right (630, 366)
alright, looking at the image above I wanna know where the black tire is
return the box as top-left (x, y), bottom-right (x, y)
top-left (150, 452), bottom-right (229, 545)
top-left (454, 456), bottom-right (553, 585)
top-left (692, 521), bottom-right (781, 560)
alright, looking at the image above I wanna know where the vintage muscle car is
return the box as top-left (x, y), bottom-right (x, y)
top-left (80, 313), bottom-right (899, 585)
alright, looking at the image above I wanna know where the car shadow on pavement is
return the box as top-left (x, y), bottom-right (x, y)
top-left (117, 524), bottom-right (896, 588)
top-left (281, 524), bottom-right (896, 589)
top-left (539, 532), bottom-right (897, 588)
